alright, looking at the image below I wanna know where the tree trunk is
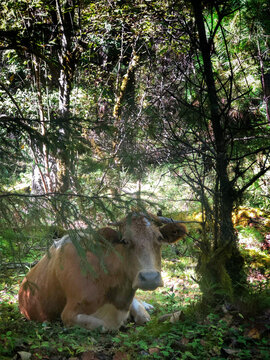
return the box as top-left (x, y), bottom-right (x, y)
top-left (55, 0), bottom-right (77, 193)
top-left (31, 57), bottom-right (56, 195)
top-left (30, 1), bottom-right (78, 195)
top-left (191, 0), bottom-right (246, 302)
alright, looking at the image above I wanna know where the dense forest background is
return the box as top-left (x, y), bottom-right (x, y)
top-left (0, 0), bottom-right (270, 359)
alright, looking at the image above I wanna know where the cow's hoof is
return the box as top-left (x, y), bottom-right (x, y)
top-left (141, 301), bottom-right (154, 313)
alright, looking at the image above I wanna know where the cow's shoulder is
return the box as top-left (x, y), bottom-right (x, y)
top-left (53, 235), bottom-right (72, 249)
top-left (53, 231), bottom-right (89, 249)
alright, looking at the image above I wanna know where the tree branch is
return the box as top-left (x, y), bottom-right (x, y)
top-left (0, 82), bottom-right (24, 118)
top-left (237, 165), bottom-right (270, 196)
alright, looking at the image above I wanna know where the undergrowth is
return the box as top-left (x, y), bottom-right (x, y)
top-left (112, 305), bottom-right (270, 359)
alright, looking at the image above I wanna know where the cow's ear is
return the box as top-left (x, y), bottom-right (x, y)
top-left (97, 227), bottom-right (121, 243)
top-left (160, 223), bottom-right (187, 244)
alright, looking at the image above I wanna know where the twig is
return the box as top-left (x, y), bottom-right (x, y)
top-left (0, 82), bottom-right (24, 118)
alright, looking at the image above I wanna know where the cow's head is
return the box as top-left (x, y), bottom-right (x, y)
top-left (102, 213), bottom-right (187, 291)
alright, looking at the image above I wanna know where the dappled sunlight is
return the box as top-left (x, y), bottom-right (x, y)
top-left (161, 262), bottom-right (200, 296)
top-left (0, 270), bottom-right (22, 304)
top-left (136, 258), bottom-right (201, 317)
top-left (238, 231), bottom-right (262, 251)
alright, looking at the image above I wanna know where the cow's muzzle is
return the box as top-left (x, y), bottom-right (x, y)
top-left (133, 271), bottom-right (163, 290)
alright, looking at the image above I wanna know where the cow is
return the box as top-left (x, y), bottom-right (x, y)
top-left (19, 212), bottom-right (187, 331)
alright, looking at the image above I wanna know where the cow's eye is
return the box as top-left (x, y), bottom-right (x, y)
top-left (157, 235), bottom-right (164, 243)
top-left (121, 237), bottom-right (129, 245)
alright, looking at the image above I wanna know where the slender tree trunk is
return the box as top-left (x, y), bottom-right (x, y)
top-left (31, 1), bottom-right (77, 195)
top-left (257, 40), bottom-right (270, 123)
top-left (55, 0), bottom-right (76, 193)
top-left (31, 57), bottom-right (55, 194)
top-left (56, 58), bottom-right (73, 193)
top-left (191, 0), bottom-right (246, 301)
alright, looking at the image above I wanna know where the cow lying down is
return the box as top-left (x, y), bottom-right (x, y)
top-left (19, 212), bottom-right (187, 331)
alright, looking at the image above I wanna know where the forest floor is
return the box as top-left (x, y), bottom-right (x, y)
top-left (1, 228), bottom-right (270, 360)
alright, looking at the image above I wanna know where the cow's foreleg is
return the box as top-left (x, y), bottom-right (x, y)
top-left (129, 298), bottom-right (152, 325)
top-left (61, 305), bottom-right (106, 331)
top-left (61, 303), bottom-right (129, 331)
top-left (75, 313), bottom-right (107, 331)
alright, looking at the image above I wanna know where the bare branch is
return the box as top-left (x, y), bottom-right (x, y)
top-left (0, 82), bottom-right (24, 118)
top-left (237, 165), bottom-right (270, 196)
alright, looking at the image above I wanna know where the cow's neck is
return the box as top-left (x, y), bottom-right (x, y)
top-left (102, 245), bottom-right (136, 310)
top-left (106, 281), bottom-right (135, 311)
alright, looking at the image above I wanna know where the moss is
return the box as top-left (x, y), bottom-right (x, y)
top-left (197, 252), bottom-right (233, 304)
top-left (241, 248), bottom-right (270, 268)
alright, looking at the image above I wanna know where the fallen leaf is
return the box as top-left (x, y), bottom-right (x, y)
top-left (158, 313), bottom-right (172, 322)
top-left (113, 351), bottom-right (129, 360)
top-left (170, 310), bottom-right (184, 323)
top-left (149, 347), bottom-right (160, 355)
top-left (221, 304), bottom-right (228, 314)
top-left (17, 352), bottom-right (32, 360)
top-left (221, 313), bottom-right (233, 325)
top-left (180, 337), bottom-right (189, 346)
top-left (81, 351), bottom-right (99, 360)
top-left (210, 346), bottom-right (220, 356)
top-left (222, 348), bottom-right (239, 355)
top-left (246, 327), bottom-right (260, 339)
top-left (200, 339), bottom-right (207, 347)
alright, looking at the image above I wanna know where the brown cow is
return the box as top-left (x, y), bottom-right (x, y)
top-left (19, 213), bottom-right (187, 331)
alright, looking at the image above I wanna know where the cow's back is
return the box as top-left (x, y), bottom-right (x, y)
top-left (18, 240), bottom-right (123, 323)
top-left (19, 246), bottom-right (66, 321)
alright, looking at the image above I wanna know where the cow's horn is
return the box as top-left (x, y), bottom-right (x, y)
top-left (148, 213), bottom-right (180, 225)
top-left (158, 216), bottom-right (178, 224)
top-left (158, 216), bottom-right (202, 224)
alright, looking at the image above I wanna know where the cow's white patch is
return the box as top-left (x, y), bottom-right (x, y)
top-left (53, 235), bottom-right (71, 249)
top-left (75, 304), bottom-right (128, 331)
top-left (131, 297), bottom-right (141, 313)
top-left (131, 298), bottom-right (154, 313)
top-left (76, 314), bottom-right (106, 331)
top-left (54, 232), bottom-right (91, 249)
top-left (130, 298), bottom-right (151, 325)
top-left (92, 304), bottom-right (129, 330)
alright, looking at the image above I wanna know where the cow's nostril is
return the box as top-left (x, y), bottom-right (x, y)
top-left (139, 271), bottom-right (159, 282)
top-left (138, 272), bottom-right (146, 282)
top-left (137, 271), bottom-right (162, 290)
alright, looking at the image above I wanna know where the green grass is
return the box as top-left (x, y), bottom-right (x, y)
top-left (0, 301), bottom-right (101, 359)
top-left (112, 306), bottom-right (270, 359)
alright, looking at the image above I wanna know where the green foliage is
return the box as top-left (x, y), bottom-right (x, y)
top-left (238, 226), bottom-right (265, 245)
top-left (1, 294), bottom-right (269, 359)
top-left (243, 178), bottom-right (270, 209)
top-left (0, 302), bottom-right (99, 358)
top-left (111, 306), bottom-right (270, 359)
